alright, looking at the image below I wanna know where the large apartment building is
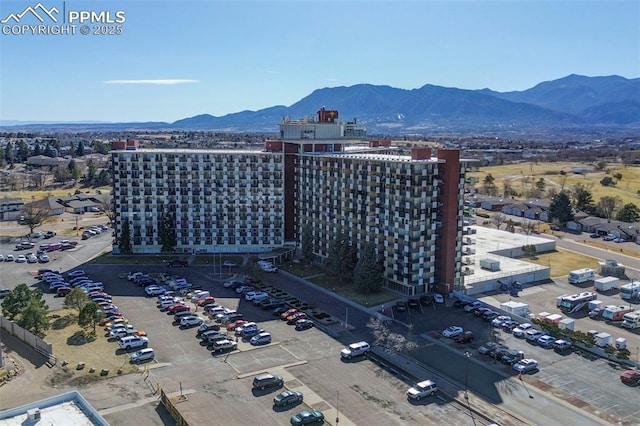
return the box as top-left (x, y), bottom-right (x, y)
top-left (111, 108), bottom-right (470, 295)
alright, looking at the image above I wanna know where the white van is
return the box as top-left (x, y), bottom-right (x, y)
top-left (130, 348), bottom-right (154, 363)
top-left (191, 291), bottom-right (210, 302)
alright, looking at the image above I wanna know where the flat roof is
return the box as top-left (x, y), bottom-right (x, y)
top-left (0, 391), bottom-right (108, 426)
top-left (464, 226), bottom-right (553, 286)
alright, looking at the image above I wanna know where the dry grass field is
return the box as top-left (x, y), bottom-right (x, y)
top-left (525, 248), bottom-right (600, 278)
top-left (469, 161), bottom-right (640, 207)
top-left (45, 309), bottom-right (138, 386)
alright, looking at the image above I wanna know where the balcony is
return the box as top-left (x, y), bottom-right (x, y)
top-left (463, 227), bottom-right (477, 235)
top-left (462, 247), bottom-right (475, 255)
top-left (463, 236), bottom-right (475, 245)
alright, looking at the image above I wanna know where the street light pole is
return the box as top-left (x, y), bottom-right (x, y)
top-left (336, 389), bottom-right (339, 425)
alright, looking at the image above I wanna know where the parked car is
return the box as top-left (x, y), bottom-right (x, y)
top-left (537, 335), bottom-right (556, 348)
top-left (145, 286), bottom-right (167, 296)
top-left (222, 261), bottom-right (238, 268)
top-left (433, 294), bottom-right (445, 304)
top-left (464, 301), bottom-right (483, 312)
top-left (290, 410), bottom-right (324, 425)
top-left (477, 342), bottom-right (499, 355)
top-left (68, 270), bottom-right (86, 278)
top-left (252, 373), bottom-right (283, 390)
top-left (620, 369), bottom-right (640, 385)
top-left (501, 350), bottom-right (525, 365)
top-left (5, 254), bottom-right (14, 262)
top-left (167, 303), bottom-right (190, 314)
top-left (295, 319), bottom-right (314, 331)
top-left (118, 336), bottom-right (149, 350)
top-left (168, 260), bottom-right (188, 267)
top-left (473, 307), bottom-right (492, 317)
top-left (130, 348), bottom-right (155, 363)
top-left (524, 330), bottom-right (544, 343)
top-left (0, 288), bottom-right (11, 298)
top-left (442, 326), bottom-right (464, 338)
top-left (273, 390), bottom-right (303, 407)
top-left (491, 315), bottom-right (512, 327)
top-left (180, 316), bottom-right (205, 328)
top-left (15, 255), bottom-right (27, 263)
top-left (212, 339), bottom-right (238, 352)
top-left (455, 331), bottom-right (474, 344)
top-left (38, 254), bottom-right (50, 263)
top-left (553, 339), bottom-right (573, 352)
top-left (340, 341), bottom-right (370, 359)
top-left (513, 358), bottom-right (539, 373)
top-left (394, 301), bottom-right (408, 312)
top-left (407, 298), bottom-right (420, 309)
top-left (512, 323), bottom-right (533, 338)
top-left (406, 379), bottom-right (438, 400)
top-left (250, 332), bottom-right (272, 346)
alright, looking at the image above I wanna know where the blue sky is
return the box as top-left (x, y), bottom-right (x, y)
top-left (1, 0), bottom-right (638, 123)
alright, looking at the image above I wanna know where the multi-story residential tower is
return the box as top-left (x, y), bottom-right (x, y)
top-left (111, 150), bottom-right (285, 253)
top-left (111, 108), bottom-right (469, 295)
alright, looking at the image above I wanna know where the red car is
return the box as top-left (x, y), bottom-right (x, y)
top-left (287, 312), bottom-right (307, 324)
top-left (168, 303), bottom-right (190, 314)
top-left (281, 308), bottom-right (298, 321)
top-left (56, 287), bottom-right (72, 296)
top-left (620, 369), bottom-right (640, 385)
top-left (197, 297), bottom-right (216, 307)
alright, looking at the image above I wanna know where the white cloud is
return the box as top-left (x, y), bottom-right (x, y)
top-left (103, 79), bottom-right (199, 85)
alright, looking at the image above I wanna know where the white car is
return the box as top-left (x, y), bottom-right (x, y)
top-left (26, 254), bottom-right (38, 263)
top-left (512, 323), bottom-right (533, 338)
top-left (180, 316), bottom-right (205, 327)
top-left (407, 380), bottom-right (438, 400)
top-left (68, 270), bottom-right (86, 277)
top-left (340, 341), bottom-right (371, 359)
top-left (109, 327), bottom-right (137, 339)
top-left (128, 272), bottom-right (145, 281)
top-left (491, 315), bottom-right (511, 327)
top-left (261, 265), bottom-right (278, 273)
top-left (145, 286), bottom-right (166, 296)
top-left (513, 358), bottom-right (538, 373)
top-left (223, 261), bottom-right (238, 268)
top-left (16, 255), bottom-right (27, 263)
top-left (158, 298), bottom-right (182, 309)
top-left (245, 291), bottom-right (268, 301)
top-left (442, 326), bottom-right (464, 338)
top-left (433, 294), bottom-right (445, 304)
top-left (5, 254), bottom-right (14, 262)
top-left (464, 301), bottom-right (482, 312)
top-left (251, 293), bottom-right (270, 303)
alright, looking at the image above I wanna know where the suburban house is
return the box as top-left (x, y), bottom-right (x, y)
top-left (0, 197), bottom-right (24, 221)
top-left (24, 197), bottom-right (65, 216)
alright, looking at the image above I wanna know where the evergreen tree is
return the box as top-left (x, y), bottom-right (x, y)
top-left (326, 227), bottom-right (354, 285)
top-left (78, 302), bottom-right (103, 334)
top-left (5, 141), bottom-right (14, 164)
top-left (16, 141), bottom-right (31, 162)
top-left (159, 209), bottom-right (177, 253)
top-left (86, 160), bottom-right (97, 183)
top-left (549, 191), bottom-right (573, 225)
top-left (67, 159), bottom-right (80, 180)
top-left (119, 220), bottom-right (133, 254)
top-left (33, 144), bottom-right (41, 156)
top-left (301, 223), bottom-right (313, 263)
top-left (354, 242), bottom-right (383, 294)
top-left (571, 183), bottom-right (596, 215)
top-left (75, 141), bottom-right (85, 157)
top-left (18, 298), bottom-right (50, 337)
top-left (616, 203), bottom-right (640, 223)
top-left (1, 284), bottom-right (32, 320)
top-left (44, 143), bottom-right (55, 157)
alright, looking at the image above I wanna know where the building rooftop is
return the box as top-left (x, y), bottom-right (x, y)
top-left (464, 226), bottom-right (553, 288)
top-left (0, 391), bottom-right (108, 426)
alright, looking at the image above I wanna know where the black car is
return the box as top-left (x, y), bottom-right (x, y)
top-left (455, 331), bottom-right (474, 344)
top-left (482, 310), bottom-right (499, 321)
top-left (273, 306), bottom-right (289, 316)
top-left (252, 373), bottom-right (284, 390)
top-left (394, 301), bottom-right (408, 312)
top-left (168, 260), bottom-right (188, 268)
top-left (453, 299), bottom-right (471, 309)
top-left (295, 319), bottom-right (314, 331)
top-left (407, 298), bottom-right (420, 309)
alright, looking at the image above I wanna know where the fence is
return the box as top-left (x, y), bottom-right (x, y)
top-left (160, 388), bottom-right (189, 426)
top-left (0, 316), bottom-right (56, 367)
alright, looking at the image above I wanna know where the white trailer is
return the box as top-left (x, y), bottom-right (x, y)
top-left (568, 268), bottom-right (595, 285)
top-left (620, 281), bottom-right (640, 300)
top-left (594, 276), bottom-right (619, 292)
top-left (621, 311), bottom-right (640, 329)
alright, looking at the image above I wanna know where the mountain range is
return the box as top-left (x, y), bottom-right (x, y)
top-left (3, 74), bottom-right (639, 136)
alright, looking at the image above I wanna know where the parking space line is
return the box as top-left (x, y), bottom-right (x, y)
top-left (236, 360), bottom-right (308, 379)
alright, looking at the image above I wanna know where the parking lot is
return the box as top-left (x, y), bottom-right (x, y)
top-left (77, 266), bottom-right (509, 426)
top-left (388, 293), bottom-right (640, 425)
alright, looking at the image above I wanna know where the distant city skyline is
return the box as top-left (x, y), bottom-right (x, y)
top-left (0, 0), bottom-right (638, 123)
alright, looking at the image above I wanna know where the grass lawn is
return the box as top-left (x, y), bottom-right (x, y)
top-left (469, 162), bottom-right (640, 207)
top-left (45, 309), bottom-right (137, 387)
top-left (524, 248), bottom-right (600, 278)
top-left (280, 262), bottom-right (398, 307)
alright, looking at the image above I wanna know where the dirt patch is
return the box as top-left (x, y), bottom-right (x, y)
top-left (44, 309), bottom-right (138, 386)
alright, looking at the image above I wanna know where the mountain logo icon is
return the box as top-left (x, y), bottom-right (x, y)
top-left (1, 3), bottom-right (59, 24)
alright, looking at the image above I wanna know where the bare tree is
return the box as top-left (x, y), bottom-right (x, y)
top-left (94, 194), bottom-right (114, 226)
top-left (20, 205), bottom-right (54, 234)
top-left (29, 170), bottom-right (48, 189)
top-left (491, 212), bottom-right (507, 230)
top-left (366, 317), bottom-right (417, 354)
